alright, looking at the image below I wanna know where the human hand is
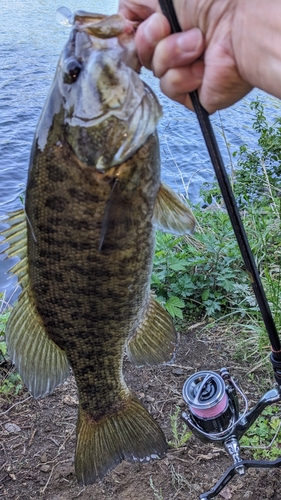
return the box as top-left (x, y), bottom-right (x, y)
top-left (119, 0), bottom-right (253, 114)
top-left (135, 0), bottom-right (253, 113)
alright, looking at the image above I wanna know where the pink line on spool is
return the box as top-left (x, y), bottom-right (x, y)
top-left (190, 393), bottom-right (228, 418)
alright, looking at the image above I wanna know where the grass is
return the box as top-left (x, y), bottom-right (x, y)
top-left (0, 292), bottom-right (10, 363)
top-left (0, 292), bottom-right (23, 396)
top-left (149, 97), bottom-right (281, 475)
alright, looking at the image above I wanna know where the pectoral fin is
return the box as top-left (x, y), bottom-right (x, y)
top-left (99, 180), bottom-right (135, 252)
top-left (126, 295), bottom-right (177, 367)
top-left (153, 183), bottom-right (196, 235)
top-left (6, 288), bottom-right (69, 398)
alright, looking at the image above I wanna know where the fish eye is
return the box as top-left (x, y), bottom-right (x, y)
top-left (63, 58), bottom-right (82, 84)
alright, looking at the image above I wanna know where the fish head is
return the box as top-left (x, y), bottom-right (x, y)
top-left (36, 12), bottom-right (162, 172)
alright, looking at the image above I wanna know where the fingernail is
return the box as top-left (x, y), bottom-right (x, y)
top-left (177, 28), bottom-right (203, 53)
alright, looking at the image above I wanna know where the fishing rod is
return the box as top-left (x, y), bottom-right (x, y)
top-left (158, 1), bottom-right (281, 498)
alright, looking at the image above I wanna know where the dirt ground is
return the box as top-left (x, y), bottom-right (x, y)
top-left (0, 323), bottom-right (280, 500)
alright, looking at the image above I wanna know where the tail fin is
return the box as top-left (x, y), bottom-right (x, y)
top-left (75, 394), bottom-right (167, 485)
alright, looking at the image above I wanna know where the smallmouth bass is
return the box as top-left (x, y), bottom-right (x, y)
top-left (1, 11), bottom-right (195, 485)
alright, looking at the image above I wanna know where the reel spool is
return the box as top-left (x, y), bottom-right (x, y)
top-left (181, 369), bottom-right (239, 442)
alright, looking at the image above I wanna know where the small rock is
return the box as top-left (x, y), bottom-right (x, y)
top-left (193, 484), bottom-right (202, 493)
top-left (40, 452), bottom-right (48, 463)
top-left (4, 423), bottom-right (21, 433)
top-left (9, 473), bottom-right (16, 481)
top-left (242, 492), bottom-right (253, 499)
top-left (40, 464), bottom-right (51, 473)
top-left (219, 488), bottom-right (232, 499)
top-left (172, 368), bottom-right (184, 376)
top-left (144, 395), bottom-right (155, 403)
top-left (176, 398), bottom-right (186, 407)
top-left (62, 395), bottom-right (78, 406)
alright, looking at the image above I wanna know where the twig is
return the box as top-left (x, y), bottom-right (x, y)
top-left (167, 455), bottom-right (190, 465)
top-left (28, 428), bottom-right (37, 447)
top-left (187, 321), bottom-right (206, 331)
top-left (0, 395), bottom-right (32, 416)
top-left (40, 465), bottom-right (55, 494)
top-left (76, 487), bottom-right (86, 497)
top-left (168, 364), bottom-right (193, 371)
top-left (48, 437), bottom-right (60, 447)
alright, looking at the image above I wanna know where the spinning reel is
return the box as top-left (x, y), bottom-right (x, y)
top-left (181, 366), bottom-right (281, 499)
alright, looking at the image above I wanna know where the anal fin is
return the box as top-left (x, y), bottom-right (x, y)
top-left (6, 287), bottom-right (69, 398)
top-left (126, 295), bottom-right (177, 367)
top-left (75, 393), bottom-right (167, 485)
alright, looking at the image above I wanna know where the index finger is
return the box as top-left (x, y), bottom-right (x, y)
top-left (135, 13), bottom-right (171, 68)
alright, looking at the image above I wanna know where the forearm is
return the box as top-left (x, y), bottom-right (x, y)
top-left (232, 0), bottom-right (281, 99)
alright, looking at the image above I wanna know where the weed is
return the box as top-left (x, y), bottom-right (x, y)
top-left (0, 292), bottom-right (23, 395)
top-left (241, 405), bottom-right (281, 459)
top-left (0, 370), bottom-right (23, 396)
top-left (0, 293), bottom-right (10, 363)
top-left (169, 406), bottom-right (192, 448)
top-left (152, 211), bottom-right (253, 320)
top-left (170, 464), bottom-right (189, 489)
top-left (149, 478), bottom-right (164, 500)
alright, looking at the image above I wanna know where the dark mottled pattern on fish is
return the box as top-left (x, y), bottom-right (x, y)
top-left (26, 128), bottom-right (159, 418)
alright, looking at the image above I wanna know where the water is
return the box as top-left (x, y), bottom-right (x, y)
top-left (1, 0), bottom-right (281, 300)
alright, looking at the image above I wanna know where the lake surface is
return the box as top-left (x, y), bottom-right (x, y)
top-left (1, 0), bottom-right (281, 300)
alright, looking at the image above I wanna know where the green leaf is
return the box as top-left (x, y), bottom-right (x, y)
top-left (201, 289), bottom-right (210, 301)
top-left (166, 296), bottom-right (185, 308)
top-left (165, 296), bottom-right (185, 319)
top-left (0, 341), bottom-right (7, 357)
top-left (169, 261), bottom-right (189, 271)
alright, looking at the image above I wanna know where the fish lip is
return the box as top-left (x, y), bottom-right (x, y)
top-left (69, 114), bottom-right (104, 124)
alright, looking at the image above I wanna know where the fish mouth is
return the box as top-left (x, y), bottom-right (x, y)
top-left (70, 114), bottom-right (104, 124)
